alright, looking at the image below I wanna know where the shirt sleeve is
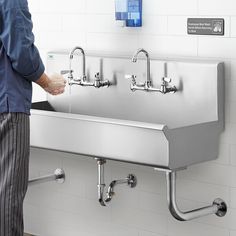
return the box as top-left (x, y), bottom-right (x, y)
top-left (0, 6), bottom-right (45, 82)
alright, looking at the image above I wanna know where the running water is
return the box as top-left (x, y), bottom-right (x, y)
top-left (68, 83), bottom-right (72, 113)
top-left (68, 58), bottom-right (73, 113)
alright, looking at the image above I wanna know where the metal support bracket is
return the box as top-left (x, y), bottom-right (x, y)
top-left (95, 158), bottom-right (137, 206)
top-left (28, 168), bottom-right (65, 186)
top-left (164, 170), bottom-right (227, 221)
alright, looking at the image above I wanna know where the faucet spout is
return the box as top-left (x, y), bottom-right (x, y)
top-left (69, 46), bottom-right (86, 81)
top-left (132, 48), bottom-right (151, 87)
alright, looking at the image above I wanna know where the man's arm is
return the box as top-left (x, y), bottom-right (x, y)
top-left (0, 5), bottom-right (66, 94)
top-left (0, 7), bottom-right (44, 81)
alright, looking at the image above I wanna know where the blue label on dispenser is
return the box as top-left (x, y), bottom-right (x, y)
top-left (115, 0), bottom-right (128, 20)
top-left (127, 0), bottom-right (142, 27)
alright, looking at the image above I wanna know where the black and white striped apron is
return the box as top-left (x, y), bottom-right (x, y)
top-left (0, 113), bottom-right (30, 236)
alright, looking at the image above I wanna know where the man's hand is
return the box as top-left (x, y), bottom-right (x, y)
top-left (36, 73), bottom-right (66, 95)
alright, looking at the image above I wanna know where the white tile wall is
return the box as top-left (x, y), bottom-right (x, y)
top-left (26, 0), bottom-right (236, 235)
top-left (198, 0), bottom-right (236, 15)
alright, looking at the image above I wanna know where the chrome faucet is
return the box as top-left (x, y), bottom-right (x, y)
top-left (126, 48), bottom-right (177, 94)
top-left (132, 48), bottom-right (151, 88)
top-left (69, 46), bottom-right (86, 83)
top-left (61, 46), bottom-right (110, 88)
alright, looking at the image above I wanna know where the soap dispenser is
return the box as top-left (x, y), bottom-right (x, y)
top-left (115, 0), bottom-right (142, 27)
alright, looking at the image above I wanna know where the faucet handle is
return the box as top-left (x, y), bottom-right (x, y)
top-left (95, 72), bottom-right (100, 80)
top-left (161, 77), bottom-right (177, 94)
top-left (162, 77), bottom-right (172, 84)
top-left (60, 70), bottom-right (73, 75)
top-left (61, 70), bottom-right (74, 80)
top-left (125, 74), bottom-right (136, 80)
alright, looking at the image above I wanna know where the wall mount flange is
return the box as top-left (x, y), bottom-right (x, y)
top-left (213, 198), bottom-right (227, 217)
top-left (127, 174), bottom-right (137, 188)
top-left (54, 168), bottom-right (66, 184)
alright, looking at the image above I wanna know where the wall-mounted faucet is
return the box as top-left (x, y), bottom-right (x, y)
top-left (69, 46), bottom-right (87, 83)
top-left (61, 46), bottom-right (110, 88)
top-left (125, 48), bottom-right (177, 94)
top-left (132, 48), bottom-right (152, 88)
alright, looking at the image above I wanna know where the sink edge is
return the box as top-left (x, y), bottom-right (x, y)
top-left (31, 109), bottom-right (167, 131)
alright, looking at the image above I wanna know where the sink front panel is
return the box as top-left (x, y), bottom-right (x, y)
top-left (30, 110), bottom-right (169, 168)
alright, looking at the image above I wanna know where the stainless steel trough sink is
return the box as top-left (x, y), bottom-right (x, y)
top-left (30, 52), bottom-right (224, 170)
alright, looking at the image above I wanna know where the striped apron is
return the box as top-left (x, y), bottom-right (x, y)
top-left (0, 113), bottom-right (30, 236)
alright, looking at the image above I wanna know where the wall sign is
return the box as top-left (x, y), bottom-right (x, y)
top-left (187, 18), bottom-right (224, 36)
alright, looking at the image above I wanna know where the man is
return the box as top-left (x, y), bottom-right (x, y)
top-left (0, 0), bottom-right (66, 235)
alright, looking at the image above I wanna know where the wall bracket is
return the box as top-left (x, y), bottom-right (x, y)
top-left (163, 170), bottom-right (227, 221)
top-left (28, 168), bottom-right (65, 186)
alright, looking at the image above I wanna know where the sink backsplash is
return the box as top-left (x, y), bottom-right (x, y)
top-left (46, 51), bottom-right (223, 129)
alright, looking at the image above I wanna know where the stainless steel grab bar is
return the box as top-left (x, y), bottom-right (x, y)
top-left (28, 168), bottom-right (65, 186)
top-left (166, 171), bottom-right (227, 221)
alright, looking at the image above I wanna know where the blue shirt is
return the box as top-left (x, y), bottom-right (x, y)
top-left (0, 0), bottom-right (45, 114)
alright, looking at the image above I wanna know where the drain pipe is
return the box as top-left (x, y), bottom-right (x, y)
top-left (96, 159), bottom-right (107, 206)
top-left (105, 174), bottom-right (137, 203)
top-left (166, 171), bottom-right (227, 221)
top-left (95, 158), bottom-right (137, 206)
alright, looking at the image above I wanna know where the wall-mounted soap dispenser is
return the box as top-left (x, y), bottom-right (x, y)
top-left (115, 0), bottom-right (142, 27)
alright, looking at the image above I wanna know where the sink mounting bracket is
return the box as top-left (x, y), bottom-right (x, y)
top-left (28, 168), bottom-right (65, 186)
top-left (155, 168), bottom-right (227, 221)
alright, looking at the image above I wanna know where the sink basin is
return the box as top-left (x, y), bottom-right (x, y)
top-left (30, 52), bottom-right (224, 170)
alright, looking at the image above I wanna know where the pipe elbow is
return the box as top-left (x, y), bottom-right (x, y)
top-left (98, 198), bottom-right (106, 206)
top-left (167, 200), bottom-right (187, 221)
top-left (166, 171), bottom-right (227, 221)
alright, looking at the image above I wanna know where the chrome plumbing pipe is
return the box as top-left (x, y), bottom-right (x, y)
top-left (28, 168), bottom-right (65, 186)
top-left (96, 158), bottom-right (107, 206)
top-left (166, 171), bottom-right (227, 221)
top-left (96, 158), bottom-right (137, 206)
top-left (105, 174), bottom-right (137, 203)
